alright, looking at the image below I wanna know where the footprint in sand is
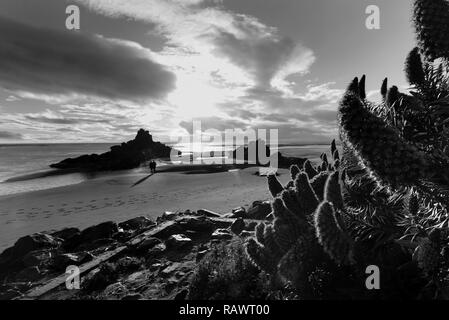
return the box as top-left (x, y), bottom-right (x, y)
top-left (90, 199), bottom-right (97, 203)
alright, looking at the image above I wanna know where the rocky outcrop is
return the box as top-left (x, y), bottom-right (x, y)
top-left (50, 129), bottom-right (174, 171)
top-left (0, 209), bottom-right (268, 300)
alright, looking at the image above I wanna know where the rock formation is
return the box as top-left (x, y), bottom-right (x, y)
top-left (50, 129), bottom-right (173, 171)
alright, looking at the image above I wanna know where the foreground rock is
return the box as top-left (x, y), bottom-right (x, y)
top-left (0, 207), bottom-right (269, 300)
top-left (50, 129), bottom-right (175, 171)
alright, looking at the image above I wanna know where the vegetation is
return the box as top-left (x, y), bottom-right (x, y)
top-left (241, 0), bottom-right (449, 299)
top-left (188, 239), bottom-right (270, 300)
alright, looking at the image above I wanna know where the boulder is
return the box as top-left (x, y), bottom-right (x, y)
top-left (22, 249), bottom-right (54, 267)
top-left (148, 243), bottom-right (167, 256)
top-left (137, 237), bottom-right (162, 252)
top-left (246, 201), bottom-right (271, 219)
top-left (174, 289), bottom-right (189, 300)
top-left (15, 266), bottom-right (42, 282)
top-left (196, 249), bottom-right (209, 262)
top-left (230, 218), bottom-right (245, 235)
top-left (104, 282), bottom-right (128, 299)
top-left (177, 216), bottom-right (215, 233)
top-left (231, 207), bottom-right (246, 218)
top-left (157, 211), bottom-right (179, 224)
top-left (118, 216), bottom-right (155, 232)
top-left (3, 233), bottom-right (61, 260)
top-left (166, 234), bottom-right (192, 249)
top-left (79, 221), bottom-right (118, 243)
top-left (51, 252), bottom-right (94, 270)
top-left (50, 228), bottom-right (80, 241)
top-left (211, 229), bottom-right (233, 240)
top-left (0, 287), bottom-right (21, 300)
top-left (196, 209), bottom-right (222, 218)
top-left (245, 221), bottom-right (258, 231)
top-left (161, 262), bottom-right (181, 276)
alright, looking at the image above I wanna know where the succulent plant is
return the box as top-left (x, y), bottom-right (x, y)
top-left (413, 0), bottom-right (449, 60)
top-left (244, 1), bottom-right (449, 299)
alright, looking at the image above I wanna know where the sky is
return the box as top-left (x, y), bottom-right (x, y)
top-left (0, 0), bottom-right (416, 144)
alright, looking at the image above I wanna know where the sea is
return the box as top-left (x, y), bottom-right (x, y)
top-left (0, 143), bottom-right (331, 197)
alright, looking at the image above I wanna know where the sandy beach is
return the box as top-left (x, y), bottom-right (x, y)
top-left (0, 165), bottom-right (291, 251)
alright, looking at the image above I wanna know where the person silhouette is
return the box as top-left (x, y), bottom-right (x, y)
top-left (152, 161), bottom-right (157, 173)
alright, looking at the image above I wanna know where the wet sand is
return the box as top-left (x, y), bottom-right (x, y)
top-left (0, 166), bottom-right (291, 251)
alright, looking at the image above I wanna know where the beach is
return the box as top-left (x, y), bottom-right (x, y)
top-left (0, 165), bottom-right (292, 251)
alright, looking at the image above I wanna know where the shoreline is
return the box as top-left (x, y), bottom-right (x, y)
top-left (0, 165), bottom-right (291, 251)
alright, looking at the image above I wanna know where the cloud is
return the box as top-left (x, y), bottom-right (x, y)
top-left (5, 95), bottom-right (20, 102)
top-left (0, 16), bottom-right (176, 102)
top-left (179, 116), bottom-right (248, 134)
top-left (0, 130), bottom-right (22, 139)
top-left (24, 114), bottom-right (111, 125)
top-left (74, 0), bottom-right (314, 88)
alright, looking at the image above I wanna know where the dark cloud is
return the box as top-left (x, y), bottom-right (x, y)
top-left (0, 130), bottom-right (22, 139)
top-left (213, 30), bottom-right (295, 87)
top-left (0, 16), bottom-right (176, 101)
top-left (25, 115), bottom-right (111, 125)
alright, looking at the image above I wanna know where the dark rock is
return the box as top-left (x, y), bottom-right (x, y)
top-left (196, 249), bottom-right (209, 262)
top-left (147, 243), bottom-right (167, 256)
top-left (211, 229), bottom-right (233, 240)
top-left (246, 201), bottom-right (271, 219)
top-left (50, 228), bottom-right (80, 241)
top-left (79, 222), bottom-right (118, 243)
top-left (118, 216), bottom-right (155, 232)
top-left (166, 234), bottom-right (192, 249)
top-left (103, 282), bottom-right (128, 298)
top-left (177, 216), bottom-right (215, 233)
top-left (152, 223), bottom-right (184, 239)
top-left (231, 207), bottom-right (246, 218)
top-left (22, 249), bottom-right (53, 267)
top-left (50, 129), bottom-right (175, 171)
top-left (196, 209), bottom-right (222, 218)
top-left (137, 237), bottom-right (162, 252)
top-left (15, 266), bottom-right (41, 282)
top-left (245, 221), bottom-right (258, 231)
top-left (51, 252), bottom-right (93, 270)
top-left (230, 218), bottom-right (245, 235)
top-left (174, 289), bottom-right (189, 300)
top-left (158, 211), bottom-right (178, 222)
top-left (0, 287), bottom-right (21, 300)
top-left (2, 233), bottom-right (61, 260)
top-left (161, 263), bottom-right (181, 276)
